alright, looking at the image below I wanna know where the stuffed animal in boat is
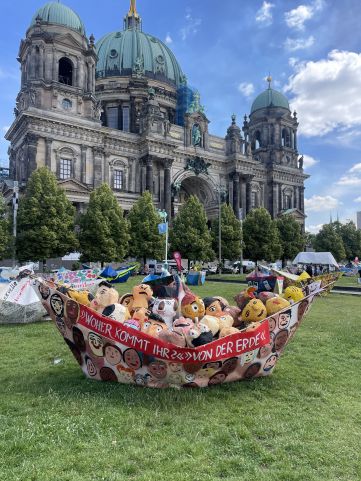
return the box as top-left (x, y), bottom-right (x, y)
top-left (265, 296), bottom-right (291, 315)
top-left (181, 292), bottom-right (205, 321)
top-left (184, 323), bottom-right (213, 348)
top-left (119, 293), bottom-right (134, 315)
top-left (152, 298), bottom-right (178, 329)
top-left (241, 298), bottom-right (267, 324)
top-left (203, 297), bottom-right (227, 317)
top-left (132, 284), bottom-right (153, 309)
top-left (234, 286), bottom-right (258, 311)
top-left (57, 285), bottom-right (94, 307)
top-left (90, 281), bottom-right (119, 312)
top-left (282, 286), bottom-right (304, 303)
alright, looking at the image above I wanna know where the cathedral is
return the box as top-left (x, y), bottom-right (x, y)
top-left (4, 0), bottom-right (308, 227)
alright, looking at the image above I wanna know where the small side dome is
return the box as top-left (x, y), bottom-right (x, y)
top-left (30, 2), bottom-right (85, 35)
top-left (250, 88), bottom-right (290, 115)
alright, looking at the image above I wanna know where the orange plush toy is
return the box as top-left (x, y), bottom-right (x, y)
top-left (181, 292), bottom-right (205, 322)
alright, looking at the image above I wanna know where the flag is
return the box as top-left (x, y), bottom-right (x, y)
top-left (158, 223), bottom-right (168, 234)
top-left (173, 251), bottom-right (182, 272)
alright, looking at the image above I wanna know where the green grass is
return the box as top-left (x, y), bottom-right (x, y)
top-left (1, 282), bottom-right (361, 481)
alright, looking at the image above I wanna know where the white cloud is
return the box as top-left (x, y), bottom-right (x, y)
top-left (286, 50), bottom-right (361, 137)
top-left (350, 163), bottom-right (361, 173)
top-left (285, 1), bottom-right (324, 31)
top-left (354, 196), bottom-right (361, 202)
top-left (336, 162), bottom-right (361, 187)
top-left (305, 195), bottom-right (340, 212)
top-left (288, 57), bottom-right (299, 67)
top-left (303, 154), bottom-right (318, 168)
top-left (180, 10), bottom-right (202, 41)
top-left (238, 82), bottom-right (255, 97)
top-left (306, 223), bottom-right (324, 234)
top-left (284, 36), bottom-right (314, 51)
top-left (256, 2), bottom-right (274, 26)
top-left (165, 34), bottom-right (173, 44)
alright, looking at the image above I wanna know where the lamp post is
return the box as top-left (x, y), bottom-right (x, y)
top-left (158, 209), bottom-right (168, 271)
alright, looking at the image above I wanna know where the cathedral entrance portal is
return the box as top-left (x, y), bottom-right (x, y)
top-left (172, 174), bottom-right (218, 219)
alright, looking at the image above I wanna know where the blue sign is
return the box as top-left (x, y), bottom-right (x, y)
top-left (158, 223), bottom-right (168, 234)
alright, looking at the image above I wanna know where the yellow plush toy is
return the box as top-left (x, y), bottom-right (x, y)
top-left (282, 286), bottom-right (304, 303)
top-left (241, 299), bottom-right (267, 323)
top-left (265, 296), bottom-right (291, 315)
top-left (297, 271), bottom-right (311, 281)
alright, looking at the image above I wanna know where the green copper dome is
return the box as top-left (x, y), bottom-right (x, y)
top-left (95, 29), bottom-right (184, 86)
top-left (30, 2), bottom-right (85, 35)
top-left (250, 88), bottom-right (290, 114)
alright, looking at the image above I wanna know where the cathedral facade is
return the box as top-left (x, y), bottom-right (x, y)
top-left (5, 1), bottom-right (308, 227)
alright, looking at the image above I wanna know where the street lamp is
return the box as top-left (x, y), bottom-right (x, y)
top-left (157, 209), bottom-right (169, 271)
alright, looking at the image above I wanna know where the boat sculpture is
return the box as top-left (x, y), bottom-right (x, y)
top-left (33, 277), bottom-right (332, 388)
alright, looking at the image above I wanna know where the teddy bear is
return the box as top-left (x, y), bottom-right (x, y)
top-left (181, 292), bottom-right (205, 321)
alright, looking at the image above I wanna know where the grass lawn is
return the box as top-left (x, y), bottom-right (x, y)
top-left (1, 280), bottom-right (360, 481)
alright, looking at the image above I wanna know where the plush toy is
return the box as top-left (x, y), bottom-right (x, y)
top-left (102, 303), bottom-right (129, 324)
top-left (90, 281), bottom-right (119, 313)
top-left (119, 293), bottom-right (134, 314)
top-left (201, 315), bottom-right (222, 336)
top-left (57, 285), bottom-right (94, 307)
top-left (265, 296), bottom-right (291, 315)
top-left (214, 296), bottom-right (230, 307)
top-left (143, 319), bottom-right (168, 338)
top-left (257, 291), bottom-right (277, 304)
top-left (223, 306), bottom-right (242, 327)
top-left (132, 284), bottom-right (153, 309)
top-left (184, 323), bottom-right (213, 348)
top-left (241, 298), bottom-right (267, 323)
top-left (203, 297), bottom-right (226, 317)
top-left (173, 317), bottom-right (195, 337)
top-left (234, 286), bottom-right (258, 311)
top-left (218, 314), bottom-right (234, 331)
top-left (219, 326), bottom-right (239, 338)
top-left (298, 271), bottom-right (311, 281)
top-left (158, 328), bottom-right (186, 347)
top-left (124, 319), bottom-right (142, 330)
top-left (282, 286), bottom-right (304, 303)
top-left (152, 298), bottom-right (178, 329)
top-left (181, 292), bottom-right (205, 321)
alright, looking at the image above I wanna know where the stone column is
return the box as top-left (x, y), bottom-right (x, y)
top-left (246, 175), bottom-right (254, 214)
top-left (294, 130), bottom-right (298, 151)
top-left (299, 186), bottom-right (305, 213)
top-left (272, 182), bottom-right (279, 218)
top-left (26, 134), bottom-right (39, 178)
top-left (232, 172), bottom-right (240, 219)
top-left (87, 63), bottom-right (92, 92)
top-left (39, 46), bottom-right (44, 79)
top-left (145, 156), bottom-right (153, 193)
top-left (45, 137), bottom-right (53, 169)
top-left (294, 185), bottom-right (299, 209)
top-left (79, 60), bottom-right (84, 91)
top-left (104, 152), bottom-right (110, 185)
top-left (278, 184), bottom-right (283, 211)
top-left (163, 159), bottom-right (172, 220)
top-left (52, 51), bottom-right (58, 81)
top-left (81, 145), bottom-right (87, 184)
top-left (140, 161), bottom-right (146, 193)
top-left (240, 176), bottom-right (247, 216)
top-left (92, 147), bottom-right (104, 187)
top-left (45, 49), bottom-right (52, 82)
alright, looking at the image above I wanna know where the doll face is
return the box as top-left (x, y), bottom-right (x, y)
top-left (120, 293), bottom-right (134, 311)
top-left (146, 321), bottom-right (166, 338)
top-left (148, 360), bottom-right (167, 379)
top-left (173, 317), bottom-right (194, 335)
top-left (182, 298), bottom-right (205, 320)
top-left (123, 348), bottom-right (142, 370)
top-left (88, 332), bottom-right (104, 357)
top-left (152, 299), bottom-right (178, 319)
top-left (205, 299), bottom-right (224, 317)
top-left (133, 284), bottom-right (153, 300)
top-left (92, 285), bottom-right (119, 310)
top-left (133, 307), bottom-right (149, 323)
top-left (104, 344), bottom-right (122, 365)
top-left (242, 299), bottom-right (266, 323)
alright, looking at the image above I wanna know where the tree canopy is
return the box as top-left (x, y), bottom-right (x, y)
top-left (127, 191), bottom-right (164, 263)
top-left (313, 223), bottom-right (346, 262)
top-left (16, 167), bottom-right (78, 263)
top-left (79, 183), bottom-right (130, 264)
top-left (243, 207), bottom-right (282, 263)
top-left (170, 195), bottom-right (215, 266)
top-left (275, 214), bottom-right (305, 264)
top-left (333, 220), bottom-right (361, 261)
top-left (211, 203), bottom-right (241, 261)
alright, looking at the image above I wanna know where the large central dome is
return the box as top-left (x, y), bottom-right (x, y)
top-left (95, 2), bottom-right (184, 87)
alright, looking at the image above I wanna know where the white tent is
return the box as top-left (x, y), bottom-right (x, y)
top-left (292, 252), bottom-right (338, 267)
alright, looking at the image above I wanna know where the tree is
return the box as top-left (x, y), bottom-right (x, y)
top-left (79, 183), bottom-right (130, 265)
top-left (127, 191), bottom-right (164, 264)
top-left (16, 167), bottom-right (78, 264)
top-left (333, 220), bottom-right (361, 261)
top-left (211, 203), bottom-right (241, 262)
top-left (313, 223), bottom-right (346, 262)
top-left (169, 195), bottom-right (215, 268)
top-left (275, 214), bottom-right (304, 265)
top-left (304, 231), bottom-right (316, 250)
top-left (243, 207), bottom-right (282, 263)
top-left (0, 194), bottom-right (10, 260)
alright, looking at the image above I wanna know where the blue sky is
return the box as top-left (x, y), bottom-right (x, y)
top-left (1, 0), bottom-right (361, 232)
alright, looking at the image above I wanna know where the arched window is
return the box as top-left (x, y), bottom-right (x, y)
top-left (282, 128), bottom-right (290, 147)
top-left (283, 189), bottom-right (293, 210)
top-left (254, 130), bottom-right (261, 149)
top-left (58, 57), bottom-right (73, 86)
